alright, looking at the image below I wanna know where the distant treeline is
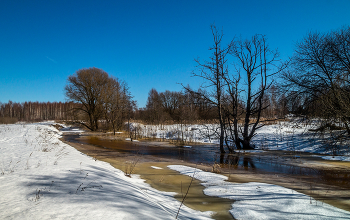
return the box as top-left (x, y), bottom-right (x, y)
top-left (0, 101), bottom-right (77, 123)
top-left (134, 86), bottom-right (289, 124)
top-left (0, 85), bottom-right (290, 125)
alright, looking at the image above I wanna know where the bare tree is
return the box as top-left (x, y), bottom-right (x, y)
top-left (188, 25), bottom-right (231, 153)
top-left (102, 78), bottom-right (133, 135)
top-left (187, 26), bottom-right (285, 151)
top-left (225, 34), bottom-right (286, 150)
top-left (65, 67), bottom-right (112, 131)
top-left (145, 88), bottom-right (168, 124)
top-left (282, 26), bottom-right (350, 139)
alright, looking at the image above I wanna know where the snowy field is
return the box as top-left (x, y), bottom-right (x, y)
top-left (1, 122), bottom-right (350, 220)
top-left (132, 120), bottom-right (350, 160)
top-left (0, 123), bottom-right (212, 220)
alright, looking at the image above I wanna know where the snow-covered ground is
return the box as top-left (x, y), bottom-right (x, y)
top-left (0, 123), bottom-right (212, 219)
top-left (1, 122), bottom-right (350, 220)
top-left (132, 120), bottom-right (350, 160)
top-left (169, 165), bottom-right (350, 220)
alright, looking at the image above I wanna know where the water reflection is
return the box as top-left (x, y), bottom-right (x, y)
top-left (217, 154), bottom-right (256, 169)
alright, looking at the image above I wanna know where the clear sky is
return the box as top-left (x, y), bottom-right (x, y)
top-left (1, 0), bottom-right (349, 107)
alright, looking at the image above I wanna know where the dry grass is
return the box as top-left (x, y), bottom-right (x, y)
top-left (123, 156), bottom-right (140, 177)
top-left (211, 163), bottom-right (221, 173)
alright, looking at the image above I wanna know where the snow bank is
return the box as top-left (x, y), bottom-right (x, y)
top-left (168, 165), bottom-right (350, 220)
top-left (0, 123), bottom-right (212, 220)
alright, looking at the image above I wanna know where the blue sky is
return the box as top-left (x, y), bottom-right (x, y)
top-left (1, 0), bottom-right (349, 107)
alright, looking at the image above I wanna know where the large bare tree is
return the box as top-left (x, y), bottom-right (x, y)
top-left (188, 27), bottom-right (285, 152)
top-left (65, 67), bottom-right (129, 131)
top-left (189, 25), bottom-right (231, 153)
top-left (282, 26), bottom-right (350, 139)
top-left (225, 34), bottom-right (285, 150)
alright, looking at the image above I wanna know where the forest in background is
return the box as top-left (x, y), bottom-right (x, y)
top-left (0, 85), bottom-right (288, 126)
top-left (0, 101), bottom-right (77, 124)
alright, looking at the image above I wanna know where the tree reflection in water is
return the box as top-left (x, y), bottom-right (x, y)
top-left (218, 153), bottom-right (256, 170)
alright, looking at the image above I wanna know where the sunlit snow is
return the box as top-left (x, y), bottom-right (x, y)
top-left (0, 123), bottom-right (212, 220)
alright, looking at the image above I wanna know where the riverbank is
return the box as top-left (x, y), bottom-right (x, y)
top-left (62, 132), bottom-right (350, 216)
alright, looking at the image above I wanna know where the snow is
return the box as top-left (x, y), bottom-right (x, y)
top-left (59, 126), bottom-right (85, 133)
top-left (151, 166), bottom-right (163, 170)
top-left (0, 123), bottom-right (213, 220)
top-left (2, 122), bottom-right (349, 219)
top-left (168, 165), bottom-right (350, 220)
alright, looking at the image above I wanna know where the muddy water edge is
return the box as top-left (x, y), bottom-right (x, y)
top-left (62, 133), bottom-right (350, 219)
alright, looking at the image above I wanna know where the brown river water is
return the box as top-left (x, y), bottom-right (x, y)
top-left (62, 133), bottom-right (350, 219)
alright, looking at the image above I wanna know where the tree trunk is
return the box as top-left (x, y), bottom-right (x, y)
top-left (219, 123), bottom-right (225, 153)
top-left (242, 138), bottom-right (254, 150)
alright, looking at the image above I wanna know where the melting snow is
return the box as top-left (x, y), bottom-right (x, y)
top-left (168, 165), bottom-right (350, 220)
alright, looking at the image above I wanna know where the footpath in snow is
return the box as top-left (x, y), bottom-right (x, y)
top-left (0, 123), bottom-right (212, 220)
